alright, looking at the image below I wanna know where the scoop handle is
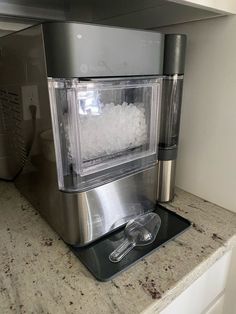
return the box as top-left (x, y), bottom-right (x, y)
top-left (109, 239), bottom-right (136, 263)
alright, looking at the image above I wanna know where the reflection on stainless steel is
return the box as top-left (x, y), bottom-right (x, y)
top-left (109, 210), bottom-right (144, 231)
top-left (157, 160), bottom-right (176, 202)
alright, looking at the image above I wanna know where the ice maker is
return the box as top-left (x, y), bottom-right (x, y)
top-left (0, 22), bottom-right (186, 246)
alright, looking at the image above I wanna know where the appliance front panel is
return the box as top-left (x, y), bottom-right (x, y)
top-left (16, 164), bottom-right (158, 246)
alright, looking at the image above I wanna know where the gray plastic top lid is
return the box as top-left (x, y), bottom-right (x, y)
top-left (42, 22), bottom-right (164, 78)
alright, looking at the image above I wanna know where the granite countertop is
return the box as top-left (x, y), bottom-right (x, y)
top-left (1, 181), bottom-right (236, 314)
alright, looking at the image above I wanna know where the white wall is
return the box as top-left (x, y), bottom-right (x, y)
top-left (159, 15), bottom-right (236, 212)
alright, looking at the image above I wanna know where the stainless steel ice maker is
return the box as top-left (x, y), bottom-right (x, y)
top-left (0, 22), bottom-right (186, 246)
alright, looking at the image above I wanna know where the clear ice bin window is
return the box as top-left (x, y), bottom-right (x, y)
top-left (48, 78), bottom-right (162, 192)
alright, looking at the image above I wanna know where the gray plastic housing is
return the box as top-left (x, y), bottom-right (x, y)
top-left (42, 22), bottom-right (164, 78)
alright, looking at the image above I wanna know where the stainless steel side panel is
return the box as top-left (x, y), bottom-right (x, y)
top-left (0, 24), bottom-right (51, 180)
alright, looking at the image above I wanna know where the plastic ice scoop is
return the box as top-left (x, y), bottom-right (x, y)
top-left (109, 212), bottom-right (161, 263)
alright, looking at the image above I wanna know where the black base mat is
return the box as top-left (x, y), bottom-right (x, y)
top-left (70, 204), bottom-right (191, 281)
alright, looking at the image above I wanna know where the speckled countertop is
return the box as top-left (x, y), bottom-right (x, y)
top-left (1, 181), bottom-right (236, 314)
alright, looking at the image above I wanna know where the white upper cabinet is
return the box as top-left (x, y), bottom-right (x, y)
top-left (0, 0), bottom-right (235, 35)
top-left (171, 0), bottom-right (236, 14)
top-left (65, 0), bottom-right (236, 29)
